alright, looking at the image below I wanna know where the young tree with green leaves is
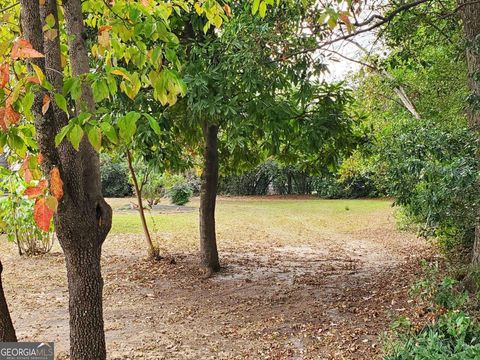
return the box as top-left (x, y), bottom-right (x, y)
top-left (165, 2), bottom-right (354, 273)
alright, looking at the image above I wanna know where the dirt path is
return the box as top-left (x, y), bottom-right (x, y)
top-left (1, 199), bottom-right (430, 359)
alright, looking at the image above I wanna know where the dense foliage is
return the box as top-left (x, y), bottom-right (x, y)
top-left (100, 154), bottom-right (132, 197)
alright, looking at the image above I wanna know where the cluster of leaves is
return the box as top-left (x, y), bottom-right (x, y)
top-left (0, 170), bottom-right (54, 255)
top-left (384, 262), bottom-right (480, 359)
top-left (100, 153), bottom-right (132, 197)
top-left (380, 119), bottom-right (479, 250)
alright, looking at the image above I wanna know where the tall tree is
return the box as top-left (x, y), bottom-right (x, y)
top-left (19, 0), bottom-right (111, 358)
top-left (167, 2), bottom-right (354, 273)
top-left (458, 0), bottom-right (480, 265)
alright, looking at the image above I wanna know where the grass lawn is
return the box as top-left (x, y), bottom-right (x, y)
top-left (107, 196), bottom-right (395, 251)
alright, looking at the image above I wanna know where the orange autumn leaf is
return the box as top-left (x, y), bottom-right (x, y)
top-left (26, 76), bottom-right (41, 84)
top-left (5, 106), bottom-right (20, 125)
top-left (0, 108), bottom-right (6, 131)
top-left (24, 179), bottom-right (48, 198)
top-left (0, 64), bottom-right (8, 88)
top-left (34, 197), bottom-right (53, 232)
top-left (98, 25), bottom-right (112, 34)
top-left (50, 167), bottom-right (64, 200)
top-left (0, 105), bottom-right (20, 131)
top-left (224, 4), bottom-right (232, 17)
top-left (11, 39), bottom-right (44, 59)
top-left (42, 94), bottom-right (50, 114)
top-left (37, 153), bottom-right (44, 164)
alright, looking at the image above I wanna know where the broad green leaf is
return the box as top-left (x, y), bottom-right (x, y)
top-left (144, 113), bottom-right (161, 135)
top-left (54, 93), bottom-right (68, 115)
top-left (67, 124), bottom-right (84, 150)
top-left (87, 126), bottom-right (102, 151)
top-left (259, 2), bottom-right (267, 18)
top-left (55, 124), bottom-right (72, 146)
top-left (252, 0), bottom-right (260, 15)
top-left (100, 121), bottom-right (118, 144)
top-left (118, 111), bottom-right (140, 141)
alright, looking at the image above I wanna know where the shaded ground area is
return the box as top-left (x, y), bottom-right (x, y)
top-left (1, 197), bottom-right (430, 359)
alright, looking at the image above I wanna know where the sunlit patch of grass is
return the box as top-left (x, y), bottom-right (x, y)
top-left (107, 197), bottom-right (394, 251)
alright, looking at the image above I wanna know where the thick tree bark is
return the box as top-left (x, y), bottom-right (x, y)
top-left (459, 0), bottom-right (480, 265)
top-left (126, 149), bottom-right (157, 259)
top-left (199, 122), bottom-right (220, 273)
top-left (21, 1), bottom-right (112, 359)
top-left (0, 261), bottom-right (16, 342)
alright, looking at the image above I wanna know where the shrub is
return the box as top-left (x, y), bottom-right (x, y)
top-left (100, 154), bottom-right (132, 197)
top-left (168, 182), bottom-right (193, 206)
top-left (384, 311), bottom-right (480, 359)
top-left (384, 262), bottom-right (480, 359)
top-left (379, 119), bottom-right (479, 252)
top-left (0, 174), bottom-right (54, 256)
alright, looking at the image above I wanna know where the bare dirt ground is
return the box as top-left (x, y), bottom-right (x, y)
top-left (1, 197), bottom-right (431, 359)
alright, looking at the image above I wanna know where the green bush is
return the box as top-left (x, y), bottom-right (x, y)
top-left (384, 262), bottom-right (480, 359)
top-left (168, 182), bottom-right (193, 206)
top-left (100, 154), bottom-right (132, 197)
top-left (379, 119), bottom-right (479, 251)
top-left (384, 311), bottom-right (480, 359)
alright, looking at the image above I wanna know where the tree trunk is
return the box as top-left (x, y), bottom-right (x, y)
top-left (0, 261), bottom-right (16, 342)
top-left (126, 149), bottom-right (157, 259)
top-left (199, 123), bottom-right (220, 273)
top-left (459, 0), bottom-right (480, 265)
top-left (21, 1), bottom-right (112, 359)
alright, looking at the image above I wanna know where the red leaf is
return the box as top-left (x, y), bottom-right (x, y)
top-left (0, 108), bottom-right (6, 131)
top-left (34, 198), bottom-right (53, 232)
top-left (0, 106), bottom-right (19, 131)
top-left (24, 179), bottom-right (48, 198)
top-left (50, 167), bottom-right (64, 200)
top-left (24, 169), bottom-right (33, 183)
top-left (42, 94), bottom-right (50, 115)
top-left (5, 106), bottom-right (19, 125)
top-left (11, 39), bottom-right (44, 59)
top-left (26, 76), bottom-right (41, 84)
top-left (0, 64), bottom-right (8, 88)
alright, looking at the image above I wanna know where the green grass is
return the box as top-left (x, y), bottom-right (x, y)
top-left (108, 197), bottom-right (393, 251)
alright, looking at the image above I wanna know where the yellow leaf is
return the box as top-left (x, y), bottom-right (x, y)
top-left (31, 63), bottom-right (45, 85)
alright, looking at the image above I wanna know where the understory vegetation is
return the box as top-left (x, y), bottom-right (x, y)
top-left (0, 0), bottom-right (479, 358)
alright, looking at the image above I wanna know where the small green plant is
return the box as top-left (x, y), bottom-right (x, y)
top-left (384, 311), bottom-right (480, 359)
top-left (168, 182), bottom-right (193, 206)
top-left (0, 173), bottom-right (54, 256)
top-left (384, 261), bottom-right (480, 359)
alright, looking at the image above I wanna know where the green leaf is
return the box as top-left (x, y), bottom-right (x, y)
top-left (259, 1), bottom-right (267, 18)
top-left (55, 124), bottom-right (72, 146)
top-left (45, 14), bottom-right (56, 28)
top-left (70, 78), bottom-right (82, 100)
top-left (144, 113), bottom-right (161, 135)
top-left (87, 126), bottom-right (102, 152)
top-left (100, 121), bottom-right (118, 144)
top-left (54, 93), bottom-right (68, 115)
top-left (118, 111), bottom-right (140, 141)
top-left (67, 124), bottom-right (84, 150)
top-left (92, 79), bottom-right (110, 102)
top-left (252, 0), bottom-right (260, 15)
top-left (22, 92), bottom-right (35, 114)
